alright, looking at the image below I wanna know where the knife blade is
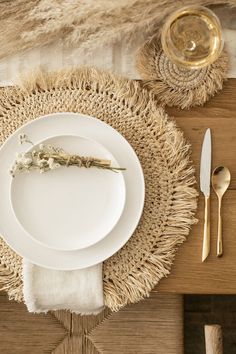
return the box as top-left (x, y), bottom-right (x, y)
top-left (200, 129), bottom-right (211, 197)
top-left (200, 128), bottom-right (211, 262)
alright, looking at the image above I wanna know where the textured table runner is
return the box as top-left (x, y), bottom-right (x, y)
top-left (0, 67), bottom-right (197, 311)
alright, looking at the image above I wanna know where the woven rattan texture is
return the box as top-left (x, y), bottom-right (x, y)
top-left (136, 35), bottom-right (229, 109)
top-left (0, 68), bottom-right (197, 311)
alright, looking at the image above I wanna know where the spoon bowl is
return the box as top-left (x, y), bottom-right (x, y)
top-left (212, 166), bottom-right (231, 257)
top-left (212, 166), bottom-right (231, 198)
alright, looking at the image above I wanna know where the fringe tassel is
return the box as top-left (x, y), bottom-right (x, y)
top-left (136, 35), bottom-right (229, 109)
top-left (0, 67), bottom-right (198, 311)
top-left (0, 263), bottom-right (23, 302)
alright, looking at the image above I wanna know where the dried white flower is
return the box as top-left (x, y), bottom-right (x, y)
top-left (21, 157), bottom-right (32, 166)
top-left (47, 157), bottom-right (60, 170)
top-left (16, 152), bottom-right (23, 158)
top-left (48, 157), bottom-right (54, 168)
top-left (10, 134), bottom-right (124, 177)
top-left (38, 159), bottom-right (48, 168)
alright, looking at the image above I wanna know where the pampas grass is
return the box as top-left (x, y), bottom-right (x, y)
top-left (0, 1), bottom-right (236, 59)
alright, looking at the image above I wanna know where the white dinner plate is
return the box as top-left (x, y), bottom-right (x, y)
top-left (10, 135), bottom-right (126, 251)
top-left (0, 112), bottom-right (145, 270)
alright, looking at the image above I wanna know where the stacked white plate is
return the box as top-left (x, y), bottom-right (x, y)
top-left (0, 113), bottom-right (145, 270)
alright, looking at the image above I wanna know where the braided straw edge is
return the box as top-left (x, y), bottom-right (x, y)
top-left (0, 67), bottom-right (198, 310)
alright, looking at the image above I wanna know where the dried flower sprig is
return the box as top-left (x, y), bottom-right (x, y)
top-left (10, 134), bottom-right (125, 177)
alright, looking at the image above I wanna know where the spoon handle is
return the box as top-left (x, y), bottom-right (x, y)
top-left (217, 198), bottom-right (223, 257)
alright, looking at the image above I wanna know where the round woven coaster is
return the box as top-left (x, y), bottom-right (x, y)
top-left (136, 34), bottom-right (229, 109)
top-left (0, 68), bottom-right (197, 311)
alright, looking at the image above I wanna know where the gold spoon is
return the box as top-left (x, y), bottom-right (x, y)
top-left (212, 166), bottom-right (231, 257)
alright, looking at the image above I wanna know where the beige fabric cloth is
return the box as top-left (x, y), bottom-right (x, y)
top-left (23, 261), bottom-right (104, 314)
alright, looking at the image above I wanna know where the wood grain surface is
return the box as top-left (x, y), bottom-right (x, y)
top-left (1, 78), bottom-right (236, 354)
top-left (0, 291), bottom-right (183, 354)
top-left (159, 79), bottom-right (236, 294)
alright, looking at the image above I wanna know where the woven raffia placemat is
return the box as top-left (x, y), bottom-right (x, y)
top-left (0, 68), bottom-right (198, 311)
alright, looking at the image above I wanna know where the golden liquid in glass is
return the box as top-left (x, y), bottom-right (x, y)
top-left (161, 6), bottom-right (223, 69)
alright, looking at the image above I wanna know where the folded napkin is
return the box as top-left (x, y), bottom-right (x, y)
top-left (23, 260), bottom-right (104, 315)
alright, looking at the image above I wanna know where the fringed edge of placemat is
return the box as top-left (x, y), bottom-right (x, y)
top-left (0, 244), bottom-right (23, 302)
top-left (104, 113), bottom-right (198, 310)
top-left (0, 67), bottom-right (198, 311)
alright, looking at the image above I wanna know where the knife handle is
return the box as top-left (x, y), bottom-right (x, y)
top-left (202, 195), bottom-right (210, 262)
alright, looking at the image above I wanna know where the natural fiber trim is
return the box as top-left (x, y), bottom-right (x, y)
top-left (104, 111), bottom-right (198, 309)
top-left (0, 1), bottom-right (236, 59)
top-left (0, 67), bottom-right (198, 311)
top-left (136, 35), bottom-right (229, 109)
top-left (0, 239), bottom-right (23, 302)
top-left (0, 265), bottom-right (22, 301)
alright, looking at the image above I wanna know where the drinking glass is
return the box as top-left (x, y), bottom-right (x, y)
top-left (161, 6), bottom-right (224, 69)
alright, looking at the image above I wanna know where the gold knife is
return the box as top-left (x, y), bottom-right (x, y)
top-left (200, 128), bottom-right (211, 262)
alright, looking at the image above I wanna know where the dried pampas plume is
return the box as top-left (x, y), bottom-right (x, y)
top-left (0, 1), bottom-right (236, 59)
top-left (136, 35), bottom-right (229, 109)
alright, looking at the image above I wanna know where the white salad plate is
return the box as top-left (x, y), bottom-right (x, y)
top-left (0, 112), bottom-right (145, 270)
top-left (10, 135), bottom-right (126, 251)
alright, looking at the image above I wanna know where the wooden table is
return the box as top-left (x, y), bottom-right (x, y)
top-left (1, 79), bottom-right (236, 354)
top-left (159, 79), bottom-right (236, 294)
top-left (0, 7), bottom-right (236, 352)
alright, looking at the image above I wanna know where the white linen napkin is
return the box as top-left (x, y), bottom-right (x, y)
top-left (23, 260), bottom-right (104, 315)
top-left (0, 148), bottom-right (104, 316)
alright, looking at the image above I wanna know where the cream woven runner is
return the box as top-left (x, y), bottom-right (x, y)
top-left (0, 68), bottom-right (198, 311)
